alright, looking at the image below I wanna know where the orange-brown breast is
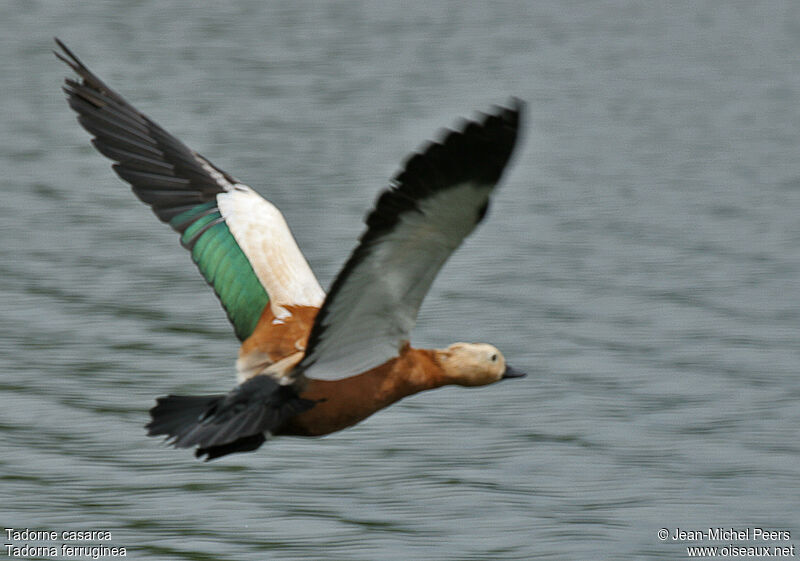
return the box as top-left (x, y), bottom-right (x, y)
top-left (239, 305), bottom-right (319, 363)
top-left (242, 308), bottom-right (448, 437)
top-left (279, 348), bottom-right (447, 436)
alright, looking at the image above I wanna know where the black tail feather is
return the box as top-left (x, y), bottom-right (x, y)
top-left (147, 394), bottom-right (224, 438)
top-left (146, 375), bottom-right (315, 460)
top-left (196, 433), bottom-right (266, 461)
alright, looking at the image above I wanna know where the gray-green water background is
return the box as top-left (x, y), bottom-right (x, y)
top-left (1, 2), bottom-right (799, 560)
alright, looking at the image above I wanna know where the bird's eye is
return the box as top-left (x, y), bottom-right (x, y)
top-left (490, 353), bottom-right (498, 362)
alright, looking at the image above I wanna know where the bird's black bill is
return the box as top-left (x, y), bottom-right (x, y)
top-left (501, 364), bottom-right (526, 380)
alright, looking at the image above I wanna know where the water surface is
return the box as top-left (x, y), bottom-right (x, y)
top-left (1, 2), bottom-right (799, 559)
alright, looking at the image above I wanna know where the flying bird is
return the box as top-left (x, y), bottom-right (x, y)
top-left (56, 38), bottom-right (525, 460)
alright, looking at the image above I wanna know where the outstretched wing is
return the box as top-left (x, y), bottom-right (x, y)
top-left (56, 39), bottom-right (324, 341)
top-left (298, 100), bottom-right (524, 381)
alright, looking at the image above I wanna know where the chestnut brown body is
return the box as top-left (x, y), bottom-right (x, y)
top-left (241, 306), bottom-right (448, 436)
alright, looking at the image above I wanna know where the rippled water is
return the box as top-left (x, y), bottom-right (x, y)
top-left (2, 2), bottom-right (799, 560)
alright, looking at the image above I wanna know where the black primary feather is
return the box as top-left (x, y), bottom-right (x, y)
top-left (55, 37), bottom-right (234, 226)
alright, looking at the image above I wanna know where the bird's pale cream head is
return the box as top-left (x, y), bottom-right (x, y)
top-left (437, 342), bottom-right (526, 387)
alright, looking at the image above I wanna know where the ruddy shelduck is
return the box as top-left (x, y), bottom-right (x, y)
top-left (57, 39), bottom-right (526, 460)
